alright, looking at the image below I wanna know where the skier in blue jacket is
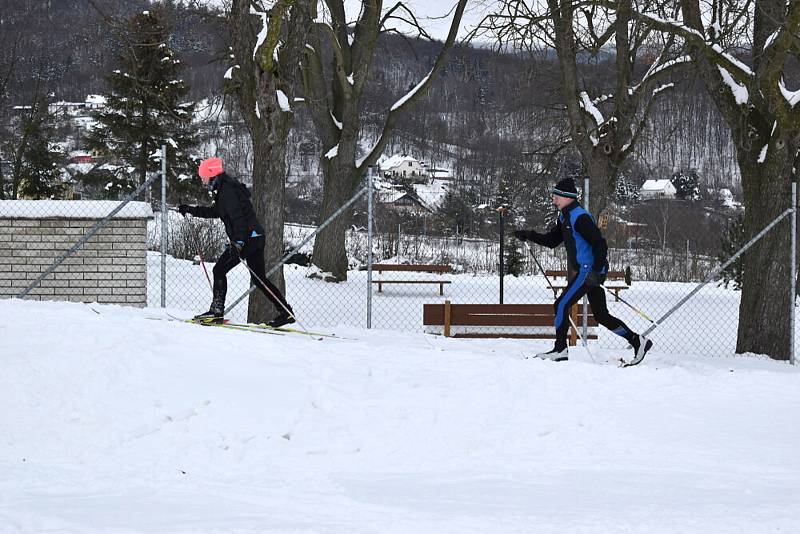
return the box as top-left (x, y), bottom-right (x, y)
top-left (515, 178), bottom-right (651, 364)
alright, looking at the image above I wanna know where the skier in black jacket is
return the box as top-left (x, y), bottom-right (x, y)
top-left (178, 157), bottom-right (295, 327)
top-left (514, 178), bottom-right (651, 364)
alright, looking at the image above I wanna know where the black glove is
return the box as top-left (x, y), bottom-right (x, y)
top-left (514, 230), bottom-right (533, 241)
top-left (177, 204), bottom-right (193, 217)
top-left (585, 271), bottom-right (606, 287)
top-left (231, 240), bottom-right (245, 257)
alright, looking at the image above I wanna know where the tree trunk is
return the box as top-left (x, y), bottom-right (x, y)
top-left (585, 152), bottom-right (615, 217)
top-left (247, 127), bottom-right (288, 322)
top-left (311, 162), bottom-right (359, 281)
top-left (230, 0), bottom-right (311, 322)
top-left (735, 153), bottom-right (795, 360)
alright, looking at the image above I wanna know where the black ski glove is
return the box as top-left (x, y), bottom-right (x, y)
top-left (177, 204), bottom-right (193, 217)
top-left (231, 240), bottom-right (245, 257)
top-left (514, 230), bottom-right (533, 241)
top-left (585, 271), bottom-right (606, 287)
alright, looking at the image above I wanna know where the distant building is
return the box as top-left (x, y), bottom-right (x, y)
top-left (640, 179), bottom-right (677, 200)
top-left (380, 154), bottom-right (427, 180)
top-left (49, 101), bottom-right (85, 116)
top-left (376, 189), bottom-right (433, 215)
top-left (69, 151), bottom-right (94, 164)
top-left (85, 94), bottom-right (107, 109)
top-left (412, 179), bottom-right (450, 209)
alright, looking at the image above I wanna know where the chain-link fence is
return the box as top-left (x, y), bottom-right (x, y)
top-left (3, 158), bottom-right (798, 363)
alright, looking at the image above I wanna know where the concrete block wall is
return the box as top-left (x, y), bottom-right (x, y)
top-left (0, 201), bottom-right (153, 307)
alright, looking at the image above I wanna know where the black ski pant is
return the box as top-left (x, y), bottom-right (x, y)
top-left (212, 235), bottom-right (291, 315)
top-left (553, 270), bottom-right (637, 350)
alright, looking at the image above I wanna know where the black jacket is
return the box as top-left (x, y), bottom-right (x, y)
top-left (521, 200), bottom-right (608, 273)
top-left (190, 173), bottom-right (264, 243)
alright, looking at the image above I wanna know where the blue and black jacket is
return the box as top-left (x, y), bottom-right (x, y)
top-left (523, 201), bottom-right (608, 274)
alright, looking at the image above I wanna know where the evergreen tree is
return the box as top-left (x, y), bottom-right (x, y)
top-left (436, 188), bottom-right (475, 235)
top-left (86, 5), bottom-right (200, 202)
top-left (719, 212), bottom-right (745, 290)
top-left (3, 103), bottom-right (64, 199)
top-left (504, 234), bottom-right (525, 276)
top-left (614, 174), bottom-right (641, 204)
top-left (671, 170), bottom-right (702, 201)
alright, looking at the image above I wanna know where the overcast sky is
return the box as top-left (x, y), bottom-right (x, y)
top-left (204, 0), bottom-right (497, 45)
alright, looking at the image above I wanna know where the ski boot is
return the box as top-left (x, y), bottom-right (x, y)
top-left (267, 306), bottom-right (295, 328)
top-left (193, 288), bottom-right (225, 324)
top-left (626, 335), bottom-right (653, 366)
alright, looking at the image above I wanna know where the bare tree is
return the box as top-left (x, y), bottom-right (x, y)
top-left (301, 0), bottom-right (468, 281)
top-left (610, 0), bottom-right (800, 359)
top-left (482, 0), bottom-right (689, 217)
top-left (228, 0), bottom-right (313, 321)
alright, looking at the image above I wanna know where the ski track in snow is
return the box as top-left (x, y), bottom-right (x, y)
top-left (2, 298), bottom-right (800, 533)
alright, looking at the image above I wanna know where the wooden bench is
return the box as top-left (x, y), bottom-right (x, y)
top-left (423, 301), bottom-right (597, 346)
top-left (544, 269), bottom-right (631, 301)
top-left (371, 264), bottom-right (452, 295)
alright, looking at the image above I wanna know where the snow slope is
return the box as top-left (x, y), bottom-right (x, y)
top-left (2, 298), bottom-right (800, 533)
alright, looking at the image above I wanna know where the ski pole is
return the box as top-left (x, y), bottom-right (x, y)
top-left (197, 249), bottom-right (212, 290)
top-left (231, 244), bottom-right (317, 339)
top-left (524, 242), bottom-right (596, 363)
top-left (602, 286), bottom-right (656, 324)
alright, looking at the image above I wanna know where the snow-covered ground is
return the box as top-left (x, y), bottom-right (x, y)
top-left (2, 298), bottom-right (800, 533)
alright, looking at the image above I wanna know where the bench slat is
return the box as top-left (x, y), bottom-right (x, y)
top-left (423, 303), bottom-right (597, 327)
top-left (373, 264), bottom-right (451, 273)
top-left (371, 280), bottom-right (451, 284)
top-left (449, 333), bottom-right (598, 340)
top-left (545, 269), bottom-right (626, 279)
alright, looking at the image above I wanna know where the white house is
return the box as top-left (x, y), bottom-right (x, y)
top-left (640, 179), bottom-right (677, 200)
top-left (380, 154), bottom-right (427, 180)
top-left (85, 94), bottom-right (107, 109)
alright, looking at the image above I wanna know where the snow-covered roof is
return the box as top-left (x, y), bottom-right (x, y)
top-left (67, 163), bottom-right (96, 174)
top-left (376, 190), bottom-right (407, 203)
top-left (0, 201), bottom-right (153, 219)
top-left (641, 179), bottom-right (675, 191)
top-left (376, 190), bottom-right (432, 212)
top-left (413, 179), bottom-right (450, 208)
top-left (380, 154), bottom-right (419, 171)
top-left (85, 94), bottom-right (107, 105)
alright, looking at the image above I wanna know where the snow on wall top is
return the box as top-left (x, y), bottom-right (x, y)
top-left (0, 201), bottom-right (153, 219)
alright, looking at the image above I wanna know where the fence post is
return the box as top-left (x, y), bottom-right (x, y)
top-left (367, 166), bottom-right (373, 329)
top-left (686, 239), bottom-right (690, 282)
top-left (498, 206), bottom-right (505, 304)
top-left (160, 144), bottom-right (167, 308)
top-left (791, 180), bottom-right (796, 365)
